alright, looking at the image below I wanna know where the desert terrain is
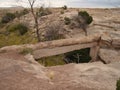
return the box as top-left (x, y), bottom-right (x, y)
top-left (0, 8), bottom-right (120, 90)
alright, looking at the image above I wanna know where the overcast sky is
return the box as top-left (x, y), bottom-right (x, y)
top-left (0, 0), bottom-right (120, 8)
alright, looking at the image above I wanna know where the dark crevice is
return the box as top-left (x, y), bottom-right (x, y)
top-left (64, 48), bottom-right (91, 64)
top-left (36, 48), bottom-right (91, 67)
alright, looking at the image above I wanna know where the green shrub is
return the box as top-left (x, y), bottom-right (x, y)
top-left (65, 48), bottom-right (91, 63)
top-left (117, 79), bottom-right (120, 90)
top-left (19, 48), bottom-right (33, 55)
top-left (64, 17), bottom-right (71, 25)
top-left (87, 16), bottom-right (93, 25)
top-left (78, 11), bottom-right (93, 24)
top-left (37, 7), bottom-right (52, 17)
top-left (1, 13), bottom-right (16, 23)
top-left (62, 5), bottom-right (67, 10)
top-left (7, 23), bottom-right (29, 35)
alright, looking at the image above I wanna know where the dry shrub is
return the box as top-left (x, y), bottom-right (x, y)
top-left (44, 22), bottom-right (65, 41)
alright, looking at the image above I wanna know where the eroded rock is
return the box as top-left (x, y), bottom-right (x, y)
top-left (0, 52), bottom-right (120, 90)
top-left (99, 49), bottom-right (120, 64)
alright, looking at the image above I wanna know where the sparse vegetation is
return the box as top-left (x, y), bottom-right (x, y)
top-left (0, 30), bottom-right (37, 48)
top-left (20, 9), bottom-right (29, 15)
top-left (36, 55), bottom-right (66, 67)
top-left (7, 23), bottom-right (29, 35)
top-left (64, 17), bottom-right (71, 25)
top-left (70, 11), bottom-right (93, 36)
top-left (19, 48), bottom-right (33, 55)
top-left (117, 79), bottom-right (120, 90)
top-left (44, 22), bottom-right (65, 41)
top-left (15, 8), bottom-right (29, 19)
top-left (37, 7), bottom-right (52, 17)
top-left (17, 0), bottom-right (51, 42)
top-left (1, 13), bottom-right (16, 23)
top-left (60, 10), bottom-right (64, 14)
top-left (0, 6), bottom-right (119, 90)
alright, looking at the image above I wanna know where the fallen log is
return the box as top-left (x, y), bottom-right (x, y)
top-left (0, 34), bottom-right (101, 52)
top-left (33, 42), bottom-right (98, 59)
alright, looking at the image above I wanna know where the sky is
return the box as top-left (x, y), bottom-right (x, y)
top-left (0, 0), bottom-right (120, 8)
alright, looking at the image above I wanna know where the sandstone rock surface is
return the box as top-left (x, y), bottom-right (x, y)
top-left (99, 49), bottom-right (120, 64)
top-left (0, 52), bottom-right (120, 90)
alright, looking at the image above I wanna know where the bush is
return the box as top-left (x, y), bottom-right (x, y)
top-left (64, 48), bottom-right (91, 63)
top-left (1, 13), bottom-right (16, 23)
top-left (64, 17), bottom-right (71, 25)
top-left (117, 79), bottom-right (120, 90)
top-left (37, 7), bottom-right (52, 17)
top-left (60, 10), bottom-right (64, 14)
top-left (78, 11), bottom-right (93, 24)
top-left (74, 11), bottom-right (93, 36)
top-left (62, 5), bottom-right (67, 10)
top-left (7, 23), bottom-right (29, 35)
top-left (44, 22), bottom-right (64, 41)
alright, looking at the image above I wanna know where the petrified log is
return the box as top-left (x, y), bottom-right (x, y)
top-left (0, 34), bottom-right (101, 52)
top-left (33, 42), bottom-right (98, 59)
